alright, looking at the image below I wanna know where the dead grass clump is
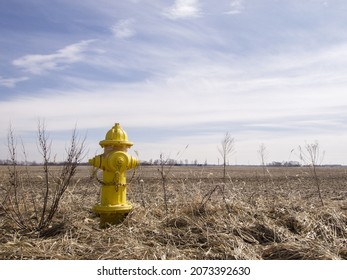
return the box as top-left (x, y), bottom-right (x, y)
top-left (272, 209), bottom-right (311, 235)
top-left (313, 210), bottom-right (347, 240)
top-left (182, 200), bottom-right (213, 217)
top-left (281, 215), bottom-right (305, 234)
top-left (262, 242), bottom-right (337, 260)
top-left (167, 216), bottom-right (190, 228)
top-left (202, 238), bottom-right (237, 260)
top-left (338, 247), bottom-right (347, 259)
top-left (38, 221), bottom-right (69, 238)
top-left (234, 223), bottom-right (284, 244)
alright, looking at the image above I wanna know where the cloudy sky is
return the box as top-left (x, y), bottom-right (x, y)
top-left (1, 0), bottom-right (347, 165)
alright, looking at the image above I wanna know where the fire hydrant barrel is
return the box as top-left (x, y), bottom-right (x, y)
top-left (89, 123), bottom-right (139, 228)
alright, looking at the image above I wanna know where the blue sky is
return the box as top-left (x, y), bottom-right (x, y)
top-left (1, 0), bottom-right (347, 164)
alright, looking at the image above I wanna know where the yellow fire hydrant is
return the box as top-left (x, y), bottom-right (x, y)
top-left (89, 123), bottom-right (139, 227)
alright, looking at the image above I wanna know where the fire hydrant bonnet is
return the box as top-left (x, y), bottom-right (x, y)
top-left (99, 123), bottom-right (133, 148)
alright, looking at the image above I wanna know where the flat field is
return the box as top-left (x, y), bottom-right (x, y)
top-left (0, 165), bottom-right (347, 259)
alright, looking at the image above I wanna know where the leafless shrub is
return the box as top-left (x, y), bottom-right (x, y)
top-left (299, 141), bottom-right (325, 206)
top-left (157, 145), bottom-right (188, 215)
top-left (257, 143), bottom-right (269, 179)
top-left (1, 122), bottom-right (86, 235)
top-left (218, 132), bottom-right (234, 182)
top-left (157, 153), bottom-right (170, 216)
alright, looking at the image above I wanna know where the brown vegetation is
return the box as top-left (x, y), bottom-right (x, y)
top-left (0, 165), bottom-right (346, 260)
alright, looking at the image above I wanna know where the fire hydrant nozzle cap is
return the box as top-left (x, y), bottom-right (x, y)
top-left (99, 123), bottom-right (133, 148)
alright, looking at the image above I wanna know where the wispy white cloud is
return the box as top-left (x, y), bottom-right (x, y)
top-left (2, 46), bottom-right (347, 164)
top-left (111, 19), bottom-right (136, 39)
top-left (226, 0), bottom-right (245, 14)
top-left (12, 40), bottom-right (95, 75)
top-left (3, 42), bottom-right (347, 132)
top-left (1, 69), bottom-right (346, 164)
top-left (0, 76), bottom-right (29, 88)
top-left (164, 0), bottom-right (201, 19)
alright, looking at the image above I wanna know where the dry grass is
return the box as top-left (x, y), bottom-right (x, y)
top-left (0, 165), bottom-right (346, 260)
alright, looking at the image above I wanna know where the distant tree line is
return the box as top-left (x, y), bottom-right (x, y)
top-left (140, 158), bottom-right (206, 166)
top-left (267, 161), bottom-right (301, 167)
top-left (0, 159), bottom-right (40, 166)
top-left (1, 158), bottom-right (341, 168)
top-left (0, 159), bottom-right (90, 166)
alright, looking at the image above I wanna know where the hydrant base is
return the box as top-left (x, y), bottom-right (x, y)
top-left (99, 213), bottom-right (129, 228)
top-left (93, 203), bottom-right (132, 228)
